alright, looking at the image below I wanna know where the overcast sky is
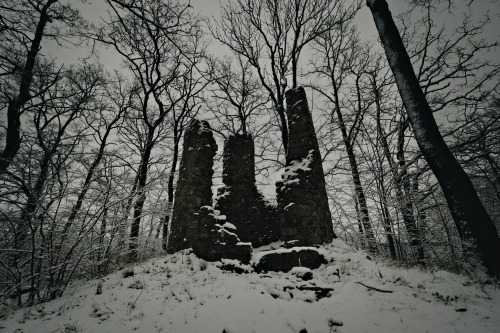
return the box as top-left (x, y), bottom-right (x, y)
top-left (53, 0), bottom-right (498, 71)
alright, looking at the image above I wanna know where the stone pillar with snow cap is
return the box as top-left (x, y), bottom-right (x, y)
top-left (276, 87), bottom-right (335, 245)
top-left (167, 119), bottom-right (218, 254)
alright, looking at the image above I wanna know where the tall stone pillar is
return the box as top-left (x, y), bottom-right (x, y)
top-left (216, 134), bottom-right (278, 247)
top-left (167, 119), bottom-right (218, 253)
top-left (276, 87), bottom-right (335, 245)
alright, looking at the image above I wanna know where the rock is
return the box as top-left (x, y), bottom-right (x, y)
top-left (95, 281), bottom-right (103, 295)
top-left (122, 267), bottom-right (134, 278)
top-left (325, 266), bottom-right (341, 282)
top-left (284, 285), bottom-right (334, 300)
top-left (253, 247), bottom-right (326, 272)
top-left (218, 260), bottom-right (252, 274)
top-left (328, 319), bottom-right (343, 327)
top-left (128, 280), bottom-right (143, 289)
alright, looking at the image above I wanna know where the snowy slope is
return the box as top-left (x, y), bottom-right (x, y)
top-left (1, 239), bottom-right (499, 333)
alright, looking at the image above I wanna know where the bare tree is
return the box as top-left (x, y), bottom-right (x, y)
top-left (365, 57), bottom-right (425, 264)
top-left (310, 23), bottom-right (378, 253)
top-left (367, 0), bottom-right (500, 276)
top-left (0, 61), bottom-right (110, 304)
top-left (212, 0), bottom-right (361, 156)
top-left (101, 0), bottom-right (204, 261)
top-left (208, 55), bottom-right (270, 136)
top-left (0, 0), bottom-right (86, 173)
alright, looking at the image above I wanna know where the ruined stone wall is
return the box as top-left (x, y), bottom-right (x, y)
top-left (167, 121), bottom-right (252, 263)
top-left (223, 133), bottom-right (255, 187)
top-left (167, 119), bottom-right (218, 254)
top-left (216, 134), bottom-right (278, 247)
top-left (168, 91), bottom-right (334, 260)
top-left (192, 206), bottom-right (252, 264)
top-left (276, 87), bottom-right (335, 245)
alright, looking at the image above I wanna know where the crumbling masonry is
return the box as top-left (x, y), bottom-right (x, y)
top-left (167, 120), bottom-right (252, 263)
top-left (216, 133), bottom-right (278, 247)
top-left (168, 87), bottom-right (334, 262)
top-left (167, 119), bottom-right (218, 254)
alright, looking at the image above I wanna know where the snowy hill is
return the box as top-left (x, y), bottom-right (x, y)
top-left (1, 239), bottom-right (499, 333)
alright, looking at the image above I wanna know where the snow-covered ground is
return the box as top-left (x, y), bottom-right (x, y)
top-left (1, 239), bottom-right (499, 333)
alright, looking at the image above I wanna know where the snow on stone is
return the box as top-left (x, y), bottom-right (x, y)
top-left (216, 227), bottom-right (238, 239)
top-left (279, 149), bottom-right (314, 186)
top-left (291, 266), bottom-right (312, 274)
top-left (222, 222), bottom-right (237, 231)
top-left (215, 215), bottom-right (226, 221)
top-left (251, 246), bottom-right (320, 265)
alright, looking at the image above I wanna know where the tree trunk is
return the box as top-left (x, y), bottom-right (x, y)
top-left (56, 118), bottom-right (119, 259)
top-left (367, 0), bottom-right (500, 275)
top-left (162, 128), bottom-right (180, 251)
top-left (375, 157), bottom-right (397, 260)
top-left (278, 103), bottom-right (289, 159)
top-left (0, 0), bottom-right (57, 173)
top-left (97, 206), bottom-right (108, 274)
top-left (128, 133), bottom-right (155, 262)
top-left (396, 119), bottom-right (425, 263)
top-left (373, 87), bottom-right (424, 264)
top-left (335, 107), bottom-right (378, 253)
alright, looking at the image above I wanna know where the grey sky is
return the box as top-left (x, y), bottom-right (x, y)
top-left (56, 0), bottom-right (498, 71)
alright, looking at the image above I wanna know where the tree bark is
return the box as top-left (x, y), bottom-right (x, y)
top-left (367, 0), bottom-right (500, 275)
top-left (373, 86), bottom-right (424, 263)
top-left (335, 106), bottom-right (378, 253)
top-left (278, 103), bottom-right (289, 159)
top-left (128, 132), bottom-right (155, 262)
top-left (0, 0), bottom-right (58, 173)
top-left (162, 126), bottom-right (180, 251)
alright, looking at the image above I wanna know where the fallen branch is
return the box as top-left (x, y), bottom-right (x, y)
top-left (283, 285), bottom-right (334, 300)
top-left (356, 281), bottom-right (393, 293)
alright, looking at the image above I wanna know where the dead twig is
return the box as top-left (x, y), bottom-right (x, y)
top-left (356, 281), bottom-right (393, 293)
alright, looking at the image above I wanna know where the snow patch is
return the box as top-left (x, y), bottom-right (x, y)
top-left (2, 239), bottom-right (499, 333)
top-left (222, 222), bottom-right (236, 231)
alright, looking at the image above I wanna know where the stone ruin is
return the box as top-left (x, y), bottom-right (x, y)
top-left (215, 133), bottom-right (278, 247)
top-left (167, 119), bottom-right (252, 263)
top-left (167, 119), bottom-right (217, 254)
top-left (276, 87), bottom-right (336, 245)
top-left (167, 87), bottom-right (335, 269)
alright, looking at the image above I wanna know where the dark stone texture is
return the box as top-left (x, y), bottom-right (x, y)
top-left (216, 134), bottom-right (279, 247)
top-left (192, 206), bottom-right (252, 264)
top-left (167, 121), bottom-right (252, 264)
top-left (222, 133), bottom-right (255, 186)
top-left (167, 119), bottom-right (218, 254)
top-left (276, 87), bottom-right (335, 246)
top-left (292, 269), bottom-right (314, 281)
top-left (283, 285), bottom-right (334, 300)
top-left (253, 247), bottom-right (326, 272)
